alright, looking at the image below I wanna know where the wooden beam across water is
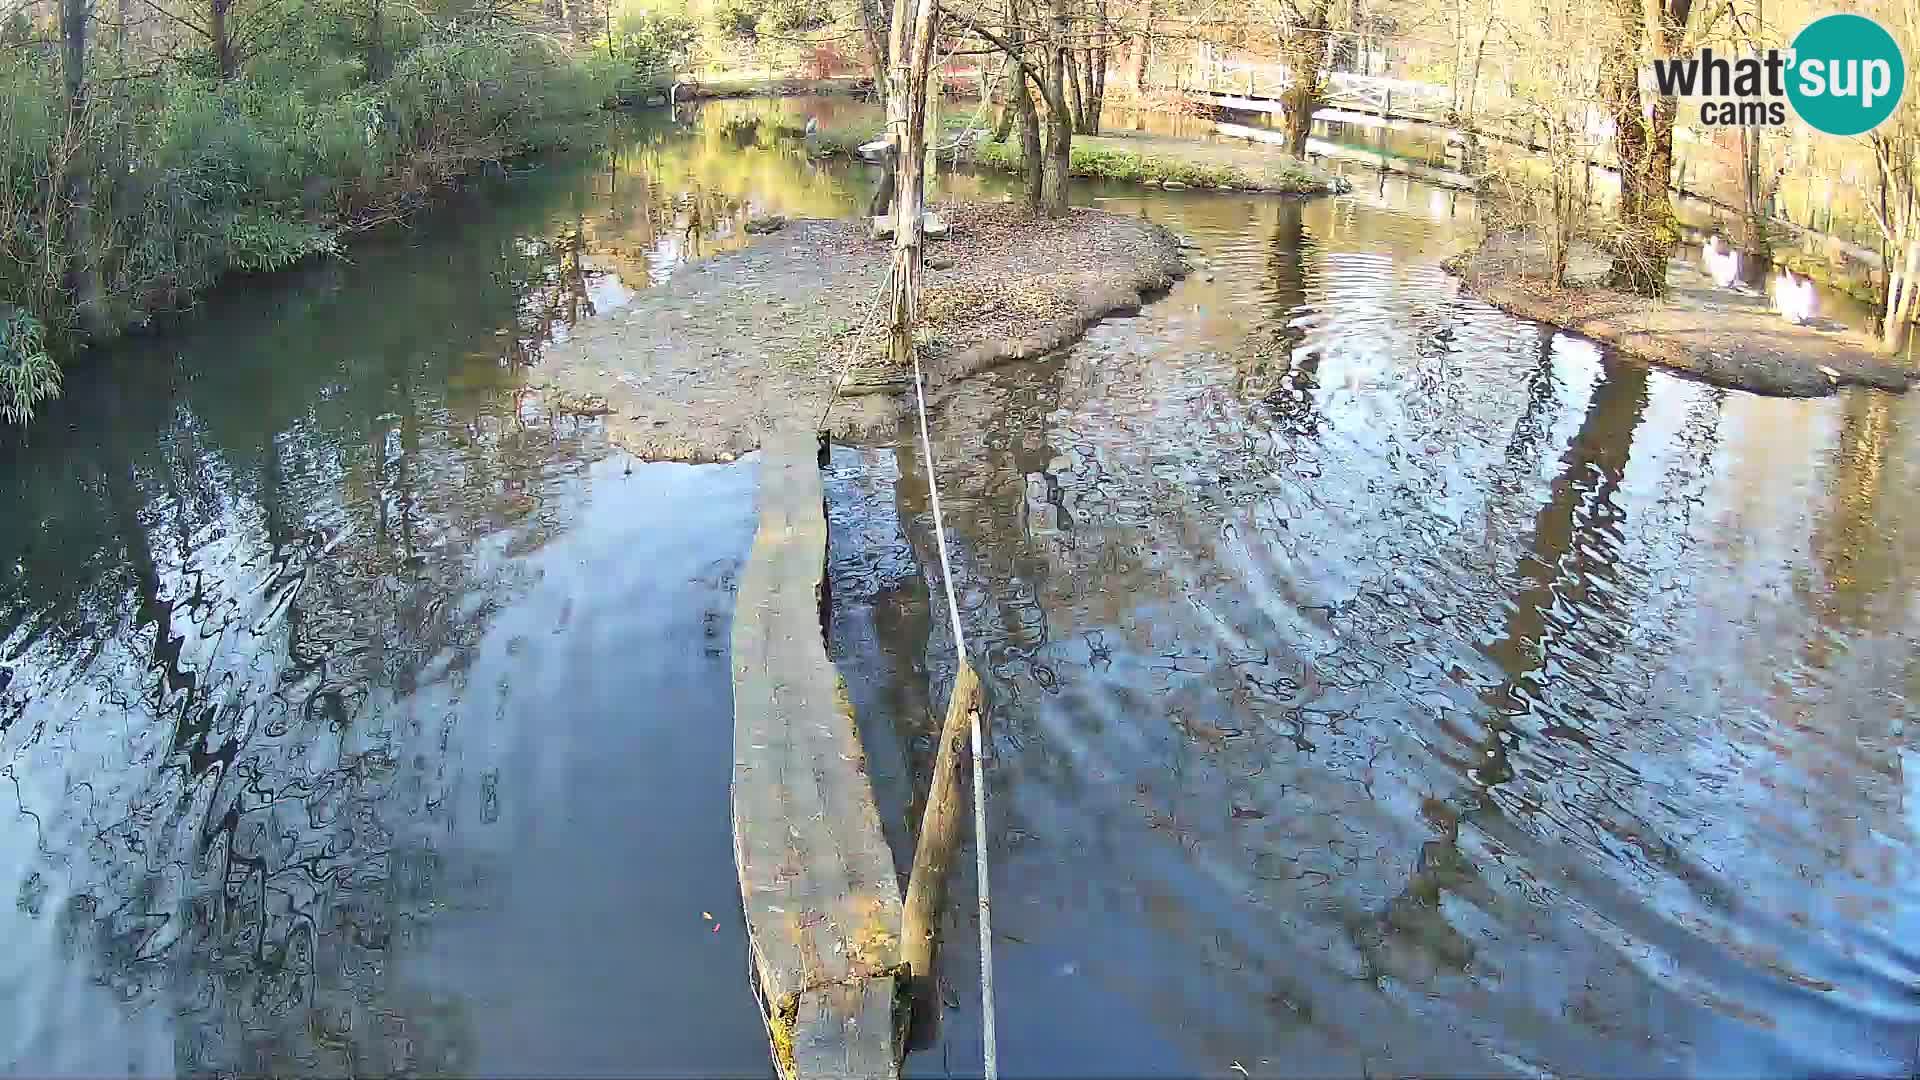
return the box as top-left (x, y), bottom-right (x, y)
top-left (731, 428), bottom-right (906, 1080)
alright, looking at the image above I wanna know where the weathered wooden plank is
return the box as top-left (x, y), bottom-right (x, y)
top-left (790, 976), bottom-right (902, 1080)
top-left (733, 429), bottom-right (904, 1079)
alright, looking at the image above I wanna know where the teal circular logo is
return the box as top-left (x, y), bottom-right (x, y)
top-left (1786, 14), bottom-right (1906, 136)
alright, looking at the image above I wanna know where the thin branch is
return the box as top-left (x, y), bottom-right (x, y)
top-left (120, 0), bottom-right (211, 40)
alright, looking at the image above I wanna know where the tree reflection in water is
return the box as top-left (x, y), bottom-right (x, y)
top-left (1, 171), bottom-right (618, 1075)
top-left (875, 188), bottom-right (1920, 1076)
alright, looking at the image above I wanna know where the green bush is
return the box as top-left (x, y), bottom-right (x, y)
top-left (971, 137), bottom-right (1336, 194)
top-left (0, 27), bottom-right (617, 423)
top-left (0, 308), bottom-right (57, 425)
top-left (611, 9), bottom-right (699, 78)
top-left (223, 210), bottom-right (341, 272)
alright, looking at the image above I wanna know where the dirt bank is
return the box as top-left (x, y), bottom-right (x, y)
top-left (532, 202), bottom-right (1186, 461)
top-left (1445, 237), bottom-right (1912, 397)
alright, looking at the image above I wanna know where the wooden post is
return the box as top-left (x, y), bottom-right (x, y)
top-left (899, 661), bottom-right (983, 1023)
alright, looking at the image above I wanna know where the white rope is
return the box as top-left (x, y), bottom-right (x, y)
top-left (908, 350), bottom-right (998, 1080)
top-left (816, 276), bottom-right (895, 432)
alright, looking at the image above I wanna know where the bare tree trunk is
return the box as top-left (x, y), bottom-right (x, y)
top-left (1037, 0), bottom-right (1072, 215)
top-left (867, 145), bottom-right (897, 217)
top-left (1064, 44), bottom-right (1087, 131)
top-left (1885, 233), bottom-right (1918, 354)
top-left (1131, 0), bottom-right (1155, 92)
top-left (1450, 0), bottom-right (1466, 112)
top-left (1087, 0), bottom-right (1107, 134)
top-left (1041, 67), bottom-right (1071, 212)
top-left (367, 0), bottom-right (388, 80)
top-left (885, 0), bottom-right (940, 370)
top-left (859, 0), bottom-right (890, 92)
top-left (211, 0), bottom-right (235, 77)
top-left (1015, 65), bottom-right (1042, 211)
top-left (1463, 22), bottom-right (1489, 120)
top-left (1871, 126), bottom-right (1917, 355)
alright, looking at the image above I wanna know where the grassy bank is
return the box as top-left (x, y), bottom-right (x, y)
top-left (974, 138), bottom-right (1338, 193)
top-left (808, 119), bottom-right (1342, 195)
top-left (1, 30), bottom-right (619, 423)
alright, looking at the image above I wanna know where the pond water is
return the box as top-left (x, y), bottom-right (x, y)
top-left (3, 95), bottom-right (1916, 1078)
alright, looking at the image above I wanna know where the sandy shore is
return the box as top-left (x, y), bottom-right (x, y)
top-left (531, 202), bottom-right (1186, 461)
top-left (1446, 236), bottom-right (1912, 397)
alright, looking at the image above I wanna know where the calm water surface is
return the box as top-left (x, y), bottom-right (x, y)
top-left (880, 176), bottom-right (1920, 1078)
top-left (4, 97), bottom-right (1916, 1077)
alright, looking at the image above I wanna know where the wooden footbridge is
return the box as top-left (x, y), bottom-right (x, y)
top-left (1172, 56), bottom-right (1454, 127)
top-left (730, 426), bottom-right (985, 1079)
top-left (731, 429), bottom-right (906, 1077)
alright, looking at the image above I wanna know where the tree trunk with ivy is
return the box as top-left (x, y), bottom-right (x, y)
top-left (1602, 0), bottom-right (1693, 297)
top-left (1278, 1), bottom-right (1331, 158)
top-left (1015, 71), bottom-right (1043, 209)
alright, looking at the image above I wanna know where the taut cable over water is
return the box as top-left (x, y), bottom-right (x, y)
top-left (899, 343), bottom-right (999, 1080)
top-left (815, 261), bottom-right (1001, 1078)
